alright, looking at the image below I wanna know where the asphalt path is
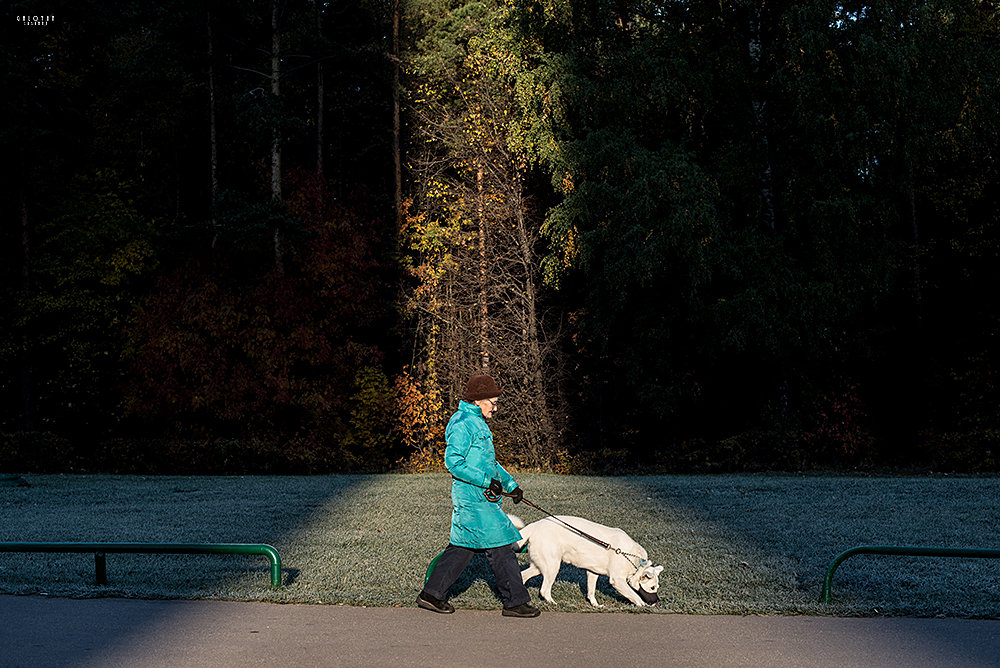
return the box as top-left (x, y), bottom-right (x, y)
top-left (2, 595), bottom-right (999, 667)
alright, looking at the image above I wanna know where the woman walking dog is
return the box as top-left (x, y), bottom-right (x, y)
top-left (417, 374), bottom-right (540, 618)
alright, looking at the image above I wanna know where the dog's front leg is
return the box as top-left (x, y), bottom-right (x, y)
top-left (609, 574), bottom-right (646, 607)
top-left (585, 571), bottom-right (604, 607)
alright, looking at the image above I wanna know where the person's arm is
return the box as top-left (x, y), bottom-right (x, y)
top-left (496, 464), bottom-right (517, 493)
top-left (445, 422), bottom-right (491, 489)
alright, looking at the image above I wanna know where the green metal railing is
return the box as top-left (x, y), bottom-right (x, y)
top-left (821, 544), bottom-right (1000, 603)
top-left (0, 542), bottom-right (282, 587)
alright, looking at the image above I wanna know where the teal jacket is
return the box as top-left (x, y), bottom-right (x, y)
top-left (445, 401), bottom-right (522, 549)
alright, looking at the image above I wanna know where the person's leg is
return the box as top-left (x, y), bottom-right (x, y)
top-left (422, 544), bottom-right (474, 601)
top-left (484, 544), bottom-right (531, 608)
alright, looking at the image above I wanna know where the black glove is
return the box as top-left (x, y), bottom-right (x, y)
top-left (510, 487), bottom-right (524, 504)
top-left (488, 479), bottom-right (503, 496)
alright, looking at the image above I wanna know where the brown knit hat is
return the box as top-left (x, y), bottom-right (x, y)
top-left (463, 374), bottom-right (503, 401)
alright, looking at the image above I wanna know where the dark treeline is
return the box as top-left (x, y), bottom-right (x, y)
top-left (2, 1), bottom-right (999, 473)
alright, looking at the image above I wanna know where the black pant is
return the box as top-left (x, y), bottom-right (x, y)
top-left (422, 543), bottom-right (530, 608)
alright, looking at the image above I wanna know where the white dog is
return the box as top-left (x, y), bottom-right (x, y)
top-left (509, 514), bottom-right (664, 607)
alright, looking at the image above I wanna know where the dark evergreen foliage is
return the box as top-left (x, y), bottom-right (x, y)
top-left (1, 0), bottom-right (998, 472)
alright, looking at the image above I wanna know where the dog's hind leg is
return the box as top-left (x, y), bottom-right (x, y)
top-left (536, 559), bottom-right (560, 604)
top-left (538, 573), bottom-right (557, 604)
top-left (585, 571), bottom-right (603, 607)
top-left (520, 562), bottom-right (541, 584)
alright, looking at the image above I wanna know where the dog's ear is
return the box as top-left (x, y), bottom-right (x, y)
top-left (653, 565), bottom-right (664, 576)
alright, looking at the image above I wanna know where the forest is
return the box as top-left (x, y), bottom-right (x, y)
top-left (2, 0), bottom-right (999, 474)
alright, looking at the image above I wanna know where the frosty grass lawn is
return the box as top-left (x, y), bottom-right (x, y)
top-left (1, 473), bottom-right (999, 617)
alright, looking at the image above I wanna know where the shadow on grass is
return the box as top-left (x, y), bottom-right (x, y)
top-left (609, 475), bottom-right (1000, 664)
top-left (620, 475), bottom-right (1000, 617)
top-left (0, 473), bottom-right (375, 662)
top-left (0, 475), bottom-right (373, 589)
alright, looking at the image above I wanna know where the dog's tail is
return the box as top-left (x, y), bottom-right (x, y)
top-left (507, 514), bottom-right (529, 552)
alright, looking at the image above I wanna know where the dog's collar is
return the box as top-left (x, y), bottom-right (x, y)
top-left (627, 557), bottom-right (650, 575)
top-left (626, 558), bottom-right (651, 588)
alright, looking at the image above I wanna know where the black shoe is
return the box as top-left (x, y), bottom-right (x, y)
top-left (502, 603), bottom-right (540, 618)
top-left (417, 592), bottom-right (455, 614)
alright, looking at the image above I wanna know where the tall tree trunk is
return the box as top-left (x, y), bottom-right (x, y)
top-left (208, 5), bottom-right (219, 237)
top-left (174, 129), bottom-right (182, 220)
top-left (749, 2), bottom-right (775, 231)
top-left (512, 177), bottom-right (552, 462)
top-left (477, 161), bottom-right (489, 373)
top-left (271, 0), bottom-right (284, 272)
top-left (392, 0), bottom-right (403, 229)
top-left (316, 0), bottom-right (325, 180)
top-left (18, 155), bottom-right (35, 432)
top-left (909, 162), bottom-right (922, 327)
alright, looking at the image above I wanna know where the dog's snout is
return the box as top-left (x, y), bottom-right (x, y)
top-left (637, 587), bottom-right (659, 605)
